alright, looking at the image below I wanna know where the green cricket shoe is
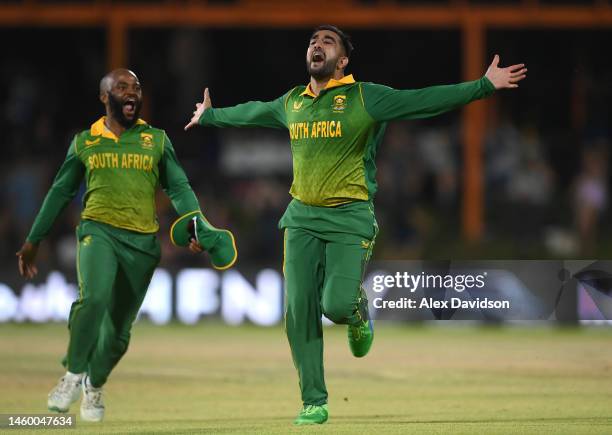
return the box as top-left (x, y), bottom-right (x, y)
top-left (294, 404), bottom-right (329, 425)
top-left (348, 287), bottom-right (374, 357)
top-left (348, 318), bottom-right (374, 357)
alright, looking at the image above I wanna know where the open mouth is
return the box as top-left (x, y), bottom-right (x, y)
top-left (123, 98), bottom-right (137, 117)
top-left (311, 51), bottom-right (325, 65)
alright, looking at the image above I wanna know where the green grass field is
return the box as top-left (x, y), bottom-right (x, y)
top-left (1, 322), bottom-right (612, 434)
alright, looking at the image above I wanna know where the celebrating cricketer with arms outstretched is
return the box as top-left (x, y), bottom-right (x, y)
top-left (17, 69), bottom-right (237, 422)
top-left (185, 25), bottom-right (526, 425)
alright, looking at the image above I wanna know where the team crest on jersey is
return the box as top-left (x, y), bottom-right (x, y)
top-left (292, 99), bottom-right (304, 112)
top-left (332, 95), bottom-right (347, 112)
top-left (140, 133), bottom-right (154, 149)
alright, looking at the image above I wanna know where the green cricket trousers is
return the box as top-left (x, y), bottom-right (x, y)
top-left (63, 219), bottom-right (160, 387)
top-left (280, 199), bottom-right (377, 406)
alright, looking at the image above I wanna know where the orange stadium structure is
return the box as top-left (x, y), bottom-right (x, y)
top-left (2, 0), bottom-right (611, 241)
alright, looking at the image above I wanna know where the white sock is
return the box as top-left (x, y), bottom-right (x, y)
top-left (84, 375), bottom-right (101, 391)
top-left (66, 371), bottom-right (84, 380)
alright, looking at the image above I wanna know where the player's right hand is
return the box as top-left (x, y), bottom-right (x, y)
top-left (16, 242), bottom-right (39, 279)
top-left (188, 238), bottom-right (204, 254)
top-left (184, 88), bottom-right (212, 131)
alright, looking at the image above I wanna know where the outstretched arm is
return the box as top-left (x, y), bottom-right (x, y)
top-left (17, 137), bottom-right (85, 278)
top-left (362, 55), bottom-right (527, 122)
top-left (184, 88), bottom-right (289, 130)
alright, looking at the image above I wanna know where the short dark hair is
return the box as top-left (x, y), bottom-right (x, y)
top-left (311, 25), bottom-right (354, 58)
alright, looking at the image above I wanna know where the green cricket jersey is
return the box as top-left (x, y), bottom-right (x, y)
top-left (199, 75), bottom-right (495, 208)
top-left (27, 117), bottom-right (200, 243)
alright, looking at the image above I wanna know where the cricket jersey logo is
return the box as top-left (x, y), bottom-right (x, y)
top-left (140, 133), bottom-right (154, 149)
top-left (292, 99), bottom-right (304, 112)
top-left (85, 138), bottom-right (100, 147)
top-left (82, 235), bottom-right (92, 246)
top-left (332, 95), bottom-right (347, 113)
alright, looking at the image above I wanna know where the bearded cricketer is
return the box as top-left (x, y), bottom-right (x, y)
top-left (185, 25), bottom-right (527, 425)
top-left (16, 69), bottom-right (237, 422)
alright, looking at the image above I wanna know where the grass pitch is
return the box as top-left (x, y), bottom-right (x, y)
top-left (1, 322), bottom-right (612, 434)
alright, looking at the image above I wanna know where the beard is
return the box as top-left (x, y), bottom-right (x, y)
top-left (107, 92), bottom-right (142, 129)
top-left (306, 57), bottom-right (337, 80)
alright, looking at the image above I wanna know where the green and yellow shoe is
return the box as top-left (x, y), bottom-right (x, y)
top-left (294, 404), bottom-right (329, 425)
top-left (349, 287), bottom-right (374, 357)
top-left (348, 319), bottom-right (374, 358)
top-left (170, 211), bottom-right (238, 270)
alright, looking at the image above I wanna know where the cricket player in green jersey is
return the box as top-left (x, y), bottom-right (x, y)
top-left (185, 25), bottom-right (527, 425)
top-left (16, 69), bottom-right (237, 422)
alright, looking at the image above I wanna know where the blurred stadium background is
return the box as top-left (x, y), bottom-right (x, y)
top-left (1, 1), bottom-right (612, 432)
top-left (1, 0), bottom-right (611, 323)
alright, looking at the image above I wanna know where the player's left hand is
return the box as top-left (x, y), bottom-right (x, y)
top-left (189, 238), bottom-right (204, 254)
top-left (184, 88), bottom-right (212, 131)
top-left (485, 55), bottom-right (527, 89)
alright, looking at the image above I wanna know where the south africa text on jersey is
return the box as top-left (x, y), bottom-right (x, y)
top-left (87, 152), bottom-right (155, 171)
top-left (289, 121), bottom-right (343, 140)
